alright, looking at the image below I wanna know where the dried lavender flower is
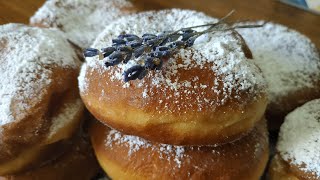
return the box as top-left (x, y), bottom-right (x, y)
top-left (83, 10), bottom-right (264, 82)
top-left (83, 48), bottom-right (99, 57)
top-left (123, 65), bottom-right (145, 82)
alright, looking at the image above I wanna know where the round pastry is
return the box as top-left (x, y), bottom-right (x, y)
top-left (30, 0), bottom-right (137, 48)
top-left (269, 99), bottom-right (320, 180)
top-left (237, 22), bottom-right (320, 129)
top-left (0, 134), bottom-right (100, 180)
top-left (0, 23), bottom-right (83, 175)
top-left (79, 9), bottom-right (268, 145)
top-left (90, 119), bottom-right (269, 180)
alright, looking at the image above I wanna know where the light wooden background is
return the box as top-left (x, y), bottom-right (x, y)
top-left (0, 0), bottom-right (319, 48)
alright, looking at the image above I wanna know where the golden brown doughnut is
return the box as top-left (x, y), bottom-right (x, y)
top-left (269, 99), bottom-right (320, 180)
top-left (90, 119), bottom-right (269, 180)
top-left (0, 23), bottom-right (83, 175)
top-left (237, 22), bottom-right (320, 130)
top-left (0, 133), bottom-right (100, 180)
top-left (30, 0), bottom-right (137, 48)
top-left (79, 9), bottom-right (268, 145)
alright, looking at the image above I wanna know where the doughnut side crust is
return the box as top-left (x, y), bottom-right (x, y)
top-left (90, 119), bottom-right (269, 180)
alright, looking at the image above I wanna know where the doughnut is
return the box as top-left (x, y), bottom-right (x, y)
top-left (237, 22), bottom-right (320, 129)
top-left (0, 133), bottom-right (100, 180)
top-left (90, 119), bottom-right (269, 179)
top-left (30, 0), bottom-right (137, 48)
top-left (269, 99), bottom-right (320, 180)
top-left (79, 9), bottom-right (268, 145)
top-left (0, 23), bottom-right (83, 175)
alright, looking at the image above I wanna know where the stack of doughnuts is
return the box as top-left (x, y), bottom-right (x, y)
top-left (269, 99), bottom-right (320, 180)
top-left (237, 22), bottom-right (320, 129)
top-left (0, 23), bottom-right (99, 179)
top-left (30, 0), bottom-right (138, 48)
top-left (80, 9), bottom-right (270, 179)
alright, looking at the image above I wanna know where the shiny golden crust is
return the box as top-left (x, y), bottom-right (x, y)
top-left (0, 24), bottom-right (83, 175)
top-left (85, 85), bottom-right (266, 145)
top-left (82, 57), bottom-right (267, 145)
top-left (0, 134), bottom-right (100, 180)
top-left (90, 120), bottom-right (269, 180)
top-left (269, 154), bottom-right (319, 180)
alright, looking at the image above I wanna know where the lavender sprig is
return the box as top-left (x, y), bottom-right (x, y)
top-left (83, 10), bottom-right (264, 82)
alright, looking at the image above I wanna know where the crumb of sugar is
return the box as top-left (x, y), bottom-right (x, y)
top-left (0, 23), bottom-right (80, 127)
top-left (238, 22), bottom-right (320, 108)
top-left (30, 0), bottom-right (136, 48)
top-left (79, 9), bottom-right (266, 112)
top-left (277, 99), bottom-right (320, 177)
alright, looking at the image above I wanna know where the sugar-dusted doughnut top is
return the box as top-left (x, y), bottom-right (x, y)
top-left (0, 23), bottom-right (80, 127)
top-left (30, 0), bottom-right (136, 48)
top-left (277, 99), bottom-right (320, 178)
top-left (238, 22), bottom-right (320, 109)
top-left (79, 9), bottom-right (266, 113)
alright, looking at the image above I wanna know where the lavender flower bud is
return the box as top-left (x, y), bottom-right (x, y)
top-left (101, 47), bottom-right (116, 57)
top-left (112, 39), bottom-right (126, 45)
top-left (127, 41), bottom-right (143, 48)
top-left (117, 46), bottom-right (132, 52)
top-left (186, 36), bottom-right (198, 47)
top-left (134, 46), bottom-right (145, 58)
top-left (182, 32), bottom-right (196, 41)
top-left (109, 51), bottom-right (123, 60)
top-left (123, 65), bottom-right (145, 82)
top-left (138, 69), bottom-right (148, 80)
top-left (83, 48), bottom-right (99, 57)
top-left (145, 57), bottom-right (156, 70)
top-left (169, 41), bottom-right (185, 48)
top-left (123, 53), bottom-right (132, 64)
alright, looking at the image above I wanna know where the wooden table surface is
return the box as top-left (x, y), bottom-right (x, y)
top-left (0, 0), bottom-right (319, 48)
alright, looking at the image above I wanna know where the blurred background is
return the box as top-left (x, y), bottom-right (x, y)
top-left (0, 0), bottom-right (319, 47)
top-left (281, 0), bottom-right (320, 13)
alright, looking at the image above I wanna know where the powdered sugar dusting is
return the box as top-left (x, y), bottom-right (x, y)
top-left (105, 129), bottom-right (186, 168)
top-left (238, 22), bottom-right (320, 108)
top-left (78, 64), bottom-right (88, 93)
top-left (104, 121), bottom-right (266, 170)
top-left (47, 99), bottom-right (83, 139)
top-left (79, 9), bottom-right (266, 112)
top-left (30, 0), bottom-right (136, 48)
top-left (277, 99), bottom-right (320, 177)
top-left (0, 23), bottom-right (80, 126)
